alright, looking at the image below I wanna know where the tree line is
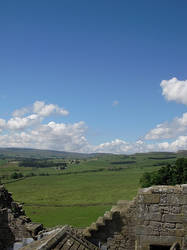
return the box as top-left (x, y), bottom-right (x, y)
top-left (140, 158), bottom-right (187, 187)
top-left (19, 159), bottom-right (67, 169)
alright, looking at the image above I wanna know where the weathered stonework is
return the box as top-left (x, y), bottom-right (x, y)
top-left (0, 185), bottom-right (43, 250)
top-left (21, 225), bottom-right (100, 250)
top-left (84, 185), bottom-right (187, 250)
top-left (0, 184), bottom-right (186, 249)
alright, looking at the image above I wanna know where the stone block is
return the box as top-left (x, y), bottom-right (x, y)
top-left (183, 223), bottom-right (187, 232)
top-left (183, 195), bottom-right (187, 205)
top-left (163, 214), bottom-right (183, 223)
top-left (160, 194), bottom-right (168, 205)
top-left (136, 226), bottom-right (159, 236)
top-left (139, 235), bottom-right (178, 245)
top-left (160, 229), bottom-right (176, 236)
top-left (160, 206), bottom-right (170, 214)
top-left (25, 223), bottom-right (43, 236)
top-left (183, 215), bottom-right (187, 223)
top-left (167, 194), bottom-right (184, 205)
top-left (182, 205), bottom-right (187, 214)
top-left (176, 223), bottom-right (183, 229)
top-left (184, 236), bottom-right (187, 247)
top-left (152, 186), bottom-right (174, 194)
top-left (175, 229), bottom-right (184, 237)
top-left (138, 187), bottom-right (153, 195)
top-left (142, 213), bottom-right (162, 222)
top-left (144, 221), bottom-right (150, 226)
top-left (139, 247), bottom-right (149, 250)
top-left (171, 206), bottom-right (182, 214)
top-left (162, 223), bottom-right (175, 229)
top-left (150, 221), bottom-right (162, 231)
top-left (182, 184), bottom-right (187, 194)
top-left (143, 194), bottom-right (160, 204)
top-left (149, 204), bottom-right (159, 213)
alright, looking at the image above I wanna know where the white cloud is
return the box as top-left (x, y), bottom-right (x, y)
top-left (94, 139), bottom-right (132, 154)
top-left (1, 115), bottom-right (187, 153)
top-left (93, 139), bottom-right (158, 154)
top-left (0, 119), bottom-right (6, 133)
top-left (161, 77), bottom-right (187, 105)
top-left (0, 101), bottom-right (89, 152)
top-left (33, 101), bottom-right (45, 113)
top-left (13, 101), bottom-right (69, 118)
top-left (0, 102), bottom-right (146, 154)
top-left (1, 96), bottom-right (187, 154)
top-left (7, 114), bottom-right (41, 130)
top-left (144, 78), bottom-right (187, 141)
top-left (0, 120), bottom-right (89, 152)
top-left (12, 107), bottom-right (30, 117)
top-left (156, 136), bottom-right (187, 152)
top-left (4, 101), bottom-right (69, 131)
top-left (0, 119), bottom-right (6, 128)
top-left (145, 112), bottom-right (187, 140)
top-left (33, 101), bottom-right (69, 116)
top-left (169, 136), bottom-right (187, 150)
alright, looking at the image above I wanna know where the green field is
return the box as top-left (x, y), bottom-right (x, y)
top-left (0, 151), bottom-right (179, 228)
top-left (5, 169), bottom-right (141, 227)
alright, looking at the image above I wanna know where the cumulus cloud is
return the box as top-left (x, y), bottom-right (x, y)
top-left (145, 77), bottom-right (187, 141)
top-left (0, 101), bottom-right (148, 154)
top-left (0, 120), bottom-right (90, 153)
top-left (12, 107), bottom-right (30, 117)
top-left (94, 139), bottom-right (132, 154)
top-left (1, 94), bottom-right (187, 154)
top-left (0, 119), bottom-right (6, 128)
top-left (13, 101), bottom-right (69, 118)
top-left (93, 139), bottom-right (159, 154)
top-left (33, 101), bottom-right (69, 116)
top-left (0, 101), bottom-right (90, 152)
top-left (144, 112), bottom-right (187, 140)
top-left (156, 136), bottom-right (187, 152)
top-left (33, 101), bottom-right (45, 114)
top-left (5, 101), bottom-right (69, 131)
top-left (1, 122), bottom-right (185, 153)
top-left (161, 77), bottom-right (187, 105)
top-left (0, 119), bottom-right (6, 133)
top-left (7, 114), bottom-right (41, 130)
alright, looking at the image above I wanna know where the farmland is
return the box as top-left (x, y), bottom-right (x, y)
top-left (0, 149), bottom-right (180, 228)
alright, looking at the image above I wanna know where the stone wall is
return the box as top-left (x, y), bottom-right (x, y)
top-left (84, 185), bottom-right (187, 250)
top-left (0, 185), bottom-right (43, 249)
top-left (136, 185), bottom-right (186, 250)
top-left (0, 184), bottom-right (186, 249)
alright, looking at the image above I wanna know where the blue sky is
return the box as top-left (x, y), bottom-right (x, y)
top-left (0, 0), bottom-right (187, 153)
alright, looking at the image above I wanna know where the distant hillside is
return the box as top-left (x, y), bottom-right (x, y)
top-left (0, 147), bottom-right (111, 159)
top-left (0, 147), bottom-right (185, 160)
top-left (134, 151), bottom-right (176, 156)
top-left (177, 150), bottom-right (187, 157)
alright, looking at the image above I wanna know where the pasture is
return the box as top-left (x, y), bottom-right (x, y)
top-left (1, 152), bottom-right (178, 227)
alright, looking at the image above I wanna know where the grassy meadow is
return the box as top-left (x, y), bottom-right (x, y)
top-left (0, 151), bottom-right (178, 227)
